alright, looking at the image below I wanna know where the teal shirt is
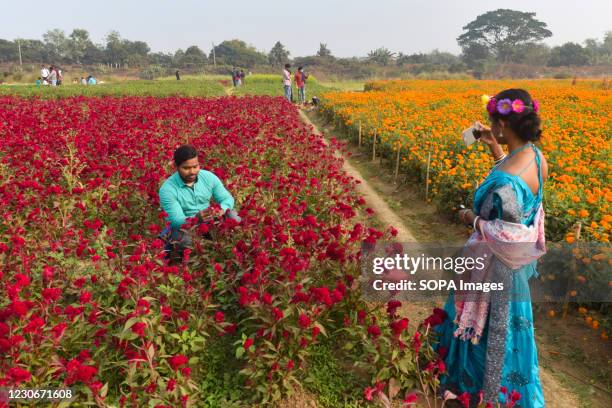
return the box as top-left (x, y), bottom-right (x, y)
top-left (159, 170), bottom-right (234, 228)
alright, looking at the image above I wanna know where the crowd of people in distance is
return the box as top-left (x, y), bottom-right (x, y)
top-left (36, 64), bottom-right (97, 87)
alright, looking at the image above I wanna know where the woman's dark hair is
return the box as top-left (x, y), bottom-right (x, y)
top-left (491, 88), bottom-right (542, 142)
top-left (285, 63), bottom-right (291, 69)
top-left (173, 144), bottom-right (198, 166)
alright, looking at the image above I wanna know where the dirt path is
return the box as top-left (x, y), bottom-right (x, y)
top-left (299, 109), bottom-right (582, 408)
top-left (299, 110), bottom-right (417, 243)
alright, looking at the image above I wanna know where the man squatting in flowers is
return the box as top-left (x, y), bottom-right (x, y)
top-left (158, 144), bottom-right (240, 259)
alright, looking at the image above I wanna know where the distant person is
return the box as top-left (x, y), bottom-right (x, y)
top-left (87, 75), bottom-right (97, 85)
top-left (40, 65), bottom-right (49, 83)
top-left (295, 66), bottom-right (308, 104)
top-left (282, 63), bottom-right (292, 102)
top-left (35, 77), bottom-right (42, 87)
top-left (176, 70), bottom-right (181, 80)
top-left (48, 65), bottom-right (58, 86)
top-left (81, 77), bottom-right (87, 85)
top-left (231, 68), bottom-right (237, 87)
top-left (57, 68), bottom-right (63, 86)
top-left (239, 70), bottom-right (245, 85)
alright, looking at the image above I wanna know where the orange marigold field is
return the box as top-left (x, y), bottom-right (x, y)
top-left (321, 79), bottom-right (611, 244)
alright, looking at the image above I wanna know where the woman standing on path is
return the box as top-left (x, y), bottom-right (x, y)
top-left (435, 89), bottom-right (548, 407)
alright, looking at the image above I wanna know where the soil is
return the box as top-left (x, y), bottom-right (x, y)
top-left (298, 109), bottom-right (611, 408)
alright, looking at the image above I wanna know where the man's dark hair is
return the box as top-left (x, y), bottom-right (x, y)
top-left (285, 63), bottom-right (291, 69)
top-left (174, 144), bottom-right (198, 166)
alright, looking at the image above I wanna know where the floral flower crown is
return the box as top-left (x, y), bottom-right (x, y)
top-left (481, 95), bottom-right (540, 115)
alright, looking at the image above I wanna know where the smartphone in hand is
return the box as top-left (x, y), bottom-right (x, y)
top-left (461, 124), bottom-right (483, 146)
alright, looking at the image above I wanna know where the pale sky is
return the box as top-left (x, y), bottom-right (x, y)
top-left (1, 0), bottom-right (610, 57)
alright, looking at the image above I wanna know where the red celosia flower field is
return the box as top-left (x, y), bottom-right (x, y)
top-left (0, 95), bottom-right (443, 406)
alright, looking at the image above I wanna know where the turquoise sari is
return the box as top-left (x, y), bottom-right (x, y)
top-left (435, 143), bottom-right (545, 407)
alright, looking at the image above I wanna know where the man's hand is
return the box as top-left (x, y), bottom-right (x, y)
top-left (198, 207), bottom-right (225, 221)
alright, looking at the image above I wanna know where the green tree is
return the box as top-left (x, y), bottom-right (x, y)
top-left (460, 42), bottom-right (491, 69)
top-left (317, 43), bottom-right (332, 58)
top-left (67, 29), bottom-right (94, 64)
top-left (0, 39), bottom-right (18, 63)
top-left (548, 42), bottom-right (590, 66)
top-left (513, 42), bottom-right (551, 65)
top-left (149, 52), bottom-right (174, 66)
top-left (367, 47), bottom-right (396, 65)
top-left (43, 29), bottom-right (69, 61)
top-left (104, 31), bottom-right (127, 66)
top-left (457, 9), bottom-right (552, 62)
top-left (179, 45), bottom-right (208, 66)
top-left (268, 41), bottom-right (290, 66)
top-left (173, 49), bottom-right (185, 66)
top-left (18, 39), bottom-right (47, 63)
top-left (210, 40), bottom-right (267, 68)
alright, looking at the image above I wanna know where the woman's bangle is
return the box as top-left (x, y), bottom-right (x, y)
top-left (493, 153), bottom-right (507, 163)
top-left (473, 216), bottom-right (481, 231)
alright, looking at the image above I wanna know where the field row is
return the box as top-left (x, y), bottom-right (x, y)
top-left (320, 79), bottom-right (612, 244)
top-left (0, 95), bottom-right (441, 406)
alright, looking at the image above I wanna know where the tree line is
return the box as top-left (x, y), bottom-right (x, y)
top-left (1, 10), bottom-right (610, 72)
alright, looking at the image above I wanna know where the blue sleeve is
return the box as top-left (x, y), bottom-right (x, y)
top-left (209, 173), bottom-right (234, 211)
top-left (159, 185), bottom-right (186, 228)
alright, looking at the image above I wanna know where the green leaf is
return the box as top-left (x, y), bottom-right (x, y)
top-left (313, 322), bottom-right (327, 337)
top-left (100, 382), bottom-right (109, 398)
top-left (122, 316), bottom-right (141, 333)
top-left (235, 346), bottom-right (245, 359)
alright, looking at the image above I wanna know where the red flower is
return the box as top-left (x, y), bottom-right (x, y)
top-left (79, 291), bottom-right (92, 304)
top-left (90, 381), bottom-right (104, 395)
top-left (458, 392), bottom-right (470, 407)
top-left (136, 298), bottom-right (150, 315)
top-left (131, 322), bottom-right (146, 337)
top-left (387, 300), bottom-right (402, 317)
top-left (412, 332), bottom-right (422, 354)
top-left (214, 311), bottom-right (225, 323)
top-left (298, 313), bottom-right (311, 329)
top-left (403, 392), bottom-right (418, 406)
top-left (244, 338), bottom-right (254, 349)
top-left (367, 325), bottom-right (381, 339)
top-left (14, 274), bottom-right (30, 287)
top-left (166, 379), bottom-right (176, 392)
top-left (286, 360), bottom-right (295, 370)
top-left (311, 326), bottom-right (321, 339)
top-left (224, 323), bottom-right (237, 334)
top-left (262, 292), bottom-right (273, 305)
top-left (77, 365), bottom-right (98, 383)
top-left (357, 309), bottom-right (367, 324)
top-left (11, 300), bottom-right (31, 318)
top-left (169, 354), bottom-right (189, 371)
top-left (272, 307), bottom-right (284, 321)
top-left (509, 390), bottom-right (522, 404)
top-left (390, 318), bottom-right (409, 336)
top-left (364, 386), bottom-right (376, 401)
top-left (8, 367), bottom-right (31, 385)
